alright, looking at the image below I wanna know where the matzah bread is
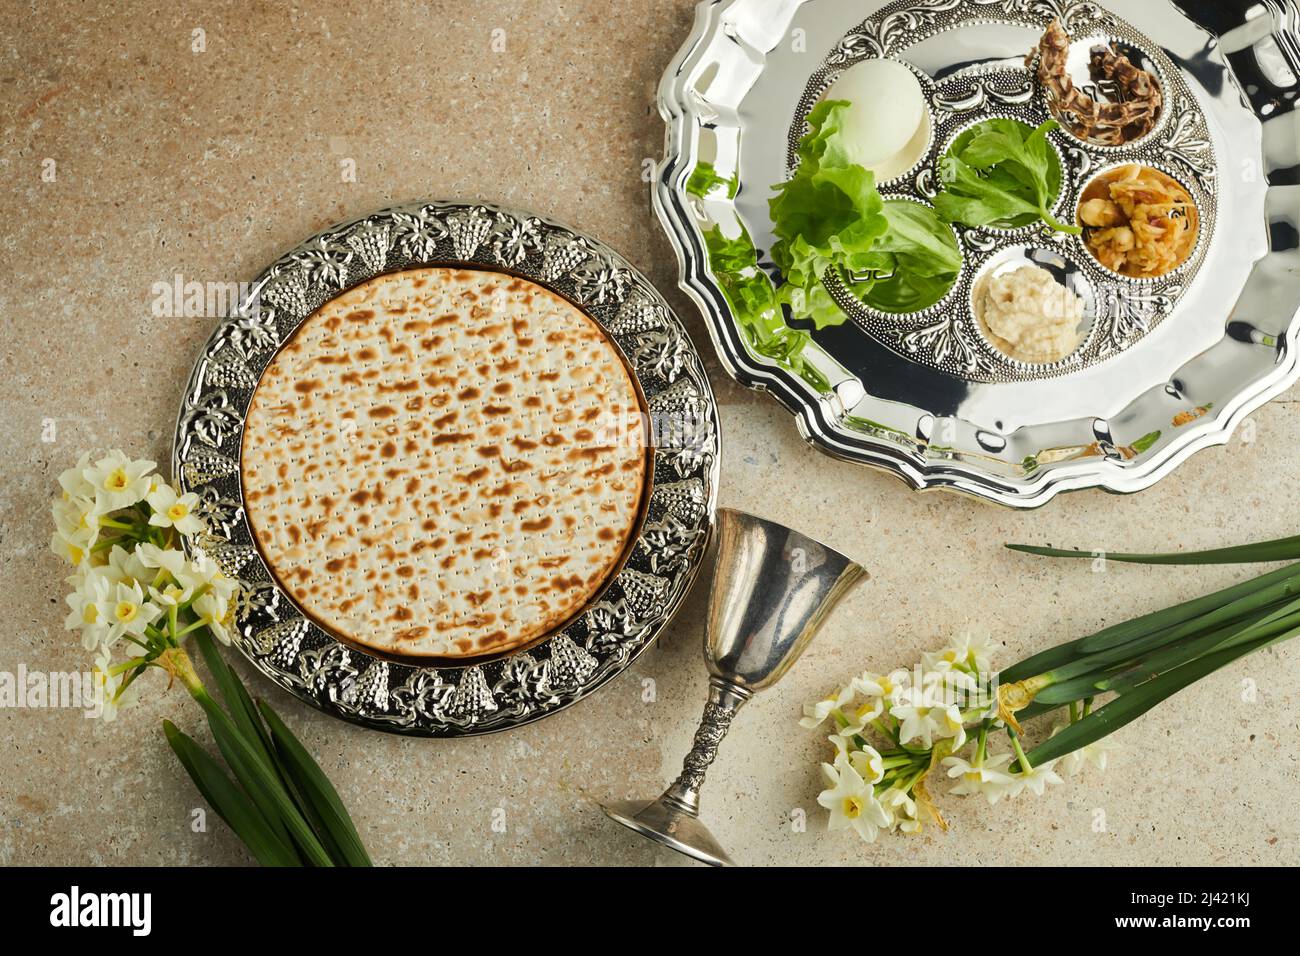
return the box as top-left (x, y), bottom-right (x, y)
top-left (240, 267), bottom-right (649, 660)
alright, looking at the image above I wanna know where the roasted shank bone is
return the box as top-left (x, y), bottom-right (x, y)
top-left (1029, 19), bottom-right (1163, 147)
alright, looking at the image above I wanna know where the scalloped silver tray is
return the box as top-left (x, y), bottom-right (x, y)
top-left (655, 0), bottom-right (1300, 507)
top-left (172, 201), bottom-right (720, 736)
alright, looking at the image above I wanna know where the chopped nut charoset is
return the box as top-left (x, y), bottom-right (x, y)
top-left (1079, 165), bottom-right (1198, 279)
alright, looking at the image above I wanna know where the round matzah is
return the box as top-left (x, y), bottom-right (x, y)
top-left (240, 267), bottom-right (649, 660)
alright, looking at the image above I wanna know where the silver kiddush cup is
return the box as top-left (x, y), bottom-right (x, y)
top-left (601, 508), bottom-right (868, 866)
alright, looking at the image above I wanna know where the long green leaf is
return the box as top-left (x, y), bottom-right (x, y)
top-left (193, 633), bottom-right (343, 860)
top-left (1000, 561), bottom-right (1300, 682)
top-left (1035, 591), bottom-right (1297, 703)
top-left (1101, 608), bottom-right (1300, 696)
top-left (258, 701), bottom-right (372, 867)
top-left (195, 634), bottom-right (283, 776)
top-left (1023, 633), bottom-right (1285, 767)
top-left (1006, 535), bottom-right (1300, 565)
top-left (192, 634), bottom-right (297, 852)
top-left (195, 693), bottom-right (333, 866)
top-left (162, 720), bottom-right (299, 866)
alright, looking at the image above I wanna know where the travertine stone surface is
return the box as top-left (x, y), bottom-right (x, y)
top-left (1, 0), bottom-right (1296, 866)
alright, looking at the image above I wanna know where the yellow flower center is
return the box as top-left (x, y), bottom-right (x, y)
top-left (842, 796), bottom-right (864, 820)
top-left (963, 771), bottom-right (982, 784)
top-left (83, 604), bottom-right (98, 624)
top-left (167, 503), bottom-right (189, 521)
top-left (70, 545), bottom-right (84, 566)
top-left (104, 468), bottom-right (130, 492)
top-left (854, 702), bottom-right (874, 720)
top-left (114, 601), bottom-right (138, 623)
top-left (164, 584), bottom-right (184, 601)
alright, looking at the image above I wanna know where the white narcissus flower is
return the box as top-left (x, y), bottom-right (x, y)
top-left (837, 670), bottom-right (904, 735)
top-left (103, 544), bottom-right (151, 589)
top-left (828, 734), bottom-right (886, 785)
top-left (136, 543), bottom-right (194, 582)
top-left (1010, 761), bottom-right (1063, 797)
top-left (58, 451), bottom-right (97, 500)
top-left (817, 757), bottom-right (890, 843)
top-left (932, 702), bottom-right (968, 750)
top-left (848, 746), bottom-right (885, 786)
top-left (838, 694), bottom-right (884, 737)
top-left (52, 494), bottom-right (100, 550)
top-left (862, 669), bottom-right (909, 704)
top-left (194, 587), bottom-right (236, 644)
top-left (95, 579), bottom-right (163, 647)
top-left (942, 752), bottom-right (1017, 804)
top-left (880, 787), bottom-right (923, 834)
top-left (90, 648), bottom-right (135, 722)
top-left (145, 484), bottom-right (206, 535)
top-left (149, 578), bottom-right (196, 608)
top-left (1051, 723), bottom-right (1119, 775)
top-left (800, 682), bottom-right (856, 729)
top-left (922, 632), bottom-right (996, 675)
top-left (890, 684), bottom-right (951, 748)
top-left (65, 566), bottom-right (116, 650)
top-left (84, 450), bottom-right (156, 515)
top-left (187, 550), bottom-right (237, 600)
top-left (50, 531), bottom-right (89, 568)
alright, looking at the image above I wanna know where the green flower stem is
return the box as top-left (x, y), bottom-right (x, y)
top-left (880, 755), bottom-right (920, 771)
top-left (107, 658), bottom-right (147, 678)
top-left (176, 583), bottom-right (211, 613)
top-left (871, 719), bottom-right (895, 741)
top-left (1008, 729), bottom-right (1033, 773)
top-left (174, 618), bottom-right (209, 639)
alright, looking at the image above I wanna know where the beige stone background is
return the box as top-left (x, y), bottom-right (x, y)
top-left (1, 0), bottom-right (1296, 867)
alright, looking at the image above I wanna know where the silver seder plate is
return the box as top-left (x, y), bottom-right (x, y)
top-left (172, 201), bottom-right (720, 736)
top-left (656, 0), bottom-right (1300, 507)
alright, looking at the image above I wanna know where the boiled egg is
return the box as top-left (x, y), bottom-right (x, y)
top-left (825, 58), bottom-right (930, 182)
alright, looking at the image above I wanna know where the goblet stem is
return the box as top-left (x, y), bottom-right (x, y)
top-left (662, 678), bottom-right (751, 816)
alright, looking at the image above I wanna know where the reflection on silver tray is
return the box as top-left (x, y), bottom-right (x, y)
top-left (172, 201), bottom-right (720, 736)
top-left (655, 0), bottom-right (1300, 507)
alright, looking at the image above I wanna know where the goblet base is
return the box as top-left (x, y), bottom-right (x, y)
top-left (600, 796), bottom-right (734, 867)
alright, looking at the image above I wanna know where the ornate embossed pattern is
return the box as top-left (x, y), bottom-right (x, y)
top-left (795, 0), bottom-right (1218, 384)
top-left (673, 700), bottom-right (738, 793)
top-left (172, 201), bottom-right (720, 736)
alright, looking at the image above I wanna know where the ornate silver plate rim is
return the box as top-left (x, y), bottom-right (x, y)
top-left (171, 200), bottom-right (721, 736)
top-left (654, 0), bottom-right (1300, 508)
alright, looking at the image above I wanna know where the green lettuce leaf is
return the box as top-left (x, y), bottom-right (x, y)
top-left (769, 100), bottom-right (891, 328)
top-left (702, 226), bottom-right (830, 392)
top-left (854, 201), bottom-right (963, 313)
top-left (769, 99), bottom-right (962, 326)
